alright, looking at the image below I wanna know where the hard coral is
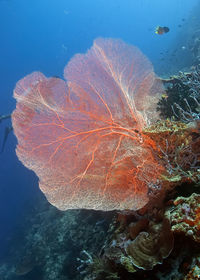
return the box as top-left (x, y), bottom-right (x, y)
top-left (126, 219), bottom-right (174, 270)
top-left (166, 193), bottom-right (200, 242)
top-left (184, 257), bottom-right (200, 280)
top-left (102, 218), bottom-right (173, 273)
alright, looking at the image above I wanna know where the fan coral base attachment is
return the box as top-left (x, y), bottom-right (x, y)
top-left (12, 38), bottom-right (165, 211)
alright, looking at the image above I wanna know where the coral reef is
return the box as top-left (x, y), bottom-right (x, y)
top-left (166, 193), bottom-right (200, 243)
top-left (143, 119), bottom-right (200, 186)
top-left (81, 115), bottom-right (200, 279)
top-left (83, 200), bottom-right (200, 280)
top-left (184, 256), bottom-right (200, 280)
top-left (126, 219), bottom-right (174, 270)
top-left (2, 37), bottom-right (199, 280)
top-left (157, 66), bottom-right (200, 121)
top-left (4, 63), bottom-right (199, 279)
top-left (0, 109), bottom-right (199, 280)
top-left (81, 210), bottom-right (174, 278)
top-left (0, 195), bottom-right (112, 280)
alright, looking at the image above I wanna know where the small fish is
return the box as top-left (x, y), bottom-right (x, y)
top-left (155, 26), bottom-right (170, 35)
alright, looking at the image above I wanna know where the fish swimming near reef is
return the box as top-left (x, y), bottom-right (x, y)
top-left (155, 26), bottom-right (170, 35)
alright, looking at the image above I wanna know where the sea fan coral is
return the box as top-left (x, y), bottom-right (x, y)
top-left (12, 38), bottom-right (164, 211)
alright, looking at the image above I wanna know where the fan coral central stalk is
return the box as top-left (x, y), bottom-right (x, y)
top-left (12, 38), bottom-right (165, 211)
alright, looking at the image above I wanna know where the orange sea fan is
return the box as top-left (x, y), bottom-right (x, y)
top-left (12, 38), bottom-right (164, 211)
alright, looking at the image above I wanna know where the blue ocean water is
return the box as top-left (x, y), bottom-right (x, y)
top-left (0, 0), bottom-right (199, 278)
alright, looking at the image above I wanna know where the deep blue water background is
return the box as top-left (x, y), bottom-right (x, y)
top-left (0, 0), bottom-right (198, 258)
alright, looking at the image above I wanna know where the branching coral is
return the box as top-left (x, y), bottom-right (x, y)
top-left (157, 66), bottom-right (200, 121)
